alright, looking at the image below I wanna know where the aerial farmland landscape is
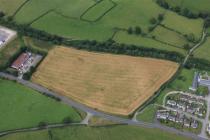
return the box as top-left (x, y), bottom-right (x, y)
top-left (0, 0), bottom-right (210, 140)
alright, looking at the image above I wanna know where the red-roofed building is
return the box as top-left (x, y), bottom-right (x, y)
top-left (11, 53), bottom-right (30, 70)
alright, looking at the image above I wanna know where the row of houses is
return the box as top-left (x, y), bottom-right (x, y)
top-left (166, 99), bottom-right (205, 118)
top-left (156, 110), bottom-right (198, 129)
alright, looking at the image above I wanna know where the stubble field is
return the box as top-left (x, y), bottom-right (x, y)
top-left (32, 47), bottom-right (179, 115)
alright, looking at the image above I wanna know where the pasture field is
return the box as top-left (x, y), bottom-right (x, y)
top-left (81, 0), bottom-right (115, 22)
top-left (113, 31), bottom-right (186, 54)
top-left (162, 11), bottom-right (204, 40)
top-left (0, 125), bottom-right (191, 140)
top-left (151, 25), bottom-right (189, 47)
top-left (164, 0), bottom-right (210, 14)
top-left (14, 0), bottom-right (94, 23)
top-left (32, 47), bottom-right (179, 115)
top-left (32, 12), bottom-right (113, 41)
top-left (193, 37), bottom-right (210, 62)
top-left (0, 0), bottom-right (26, 16)
top-left (1, 0), bottom-right (205, 54)
top-left (0, 79), bottom-right (81, 132)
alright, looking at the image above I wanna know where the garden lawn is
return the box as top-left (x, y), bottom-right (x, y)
top-left (0, 79), bottom-right (81, 132)
top-left (193, 37), bottom-right (210, 62)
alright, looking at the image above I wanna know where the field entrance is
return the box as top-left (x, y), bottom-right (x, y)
top-left (32, 47), bottom-right (179, 115)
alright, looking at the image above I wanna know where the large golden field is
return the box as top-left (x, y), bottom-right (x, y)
top-left (32, 47), bottom-right (179, 115)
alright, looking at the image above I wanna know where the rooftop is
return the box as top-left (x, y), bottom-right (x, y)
top-left (11, 53), bottom-right (30, 69)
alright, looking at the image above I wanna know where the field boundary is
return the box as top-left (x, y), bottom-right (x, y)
top-left (0, 123), bottom-right (84, 137)
top-left (80, 0), bottom-right (117, 22)
top-left (53, 10), bottom-right (79, 20)
top-left (145, 34), bottom-right (184, 49)
top-left (12, 0), bottom-right (31, 17)
top-left (133, 64), bottom-right (183, 117)
top-left (28, 9), bottom-right (54, 26)
top-left (159, 24), bottom-right (192, 39)
top-left (113, 29), bottom-right (184, 49)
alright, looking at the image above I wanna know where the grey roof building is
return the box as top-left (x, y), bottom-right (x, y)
top-left (189, 72), bottom-right (199, 91)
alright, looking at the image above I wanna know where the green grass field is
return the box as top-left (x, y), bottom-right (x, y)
top-left (0, 0), bottom-right (204, 54)
top-left (81, 0), bottom-right (115, 22)
top-left (0, 38), bottom-right (22, 69)
top-left (155, 68), bottom-right (195, 105)
top-left (0, 79), bottom-right (81, 132)
top-left (162, 11), bottom-right (203, 40)
top-left (0, 0), bottom-right (26, 16)
top-left (164, 0), bottom-right (210, 14)
top-left (0, 125), bottom-right (191, 140)
top-left (136, 104), bottom-right (157, 123)
top-left (207, 28), bottom-right (210, 34)
top-left (0, 130), bottom-right (49, 140)
top-left (14, 0), bottom-right (94, 23)
top-left (193, 37), bottom-right (210, 62)
top-left (151, 25), bottom-right (189, 47)
top-left (113, 31), bottom-right (186, 54)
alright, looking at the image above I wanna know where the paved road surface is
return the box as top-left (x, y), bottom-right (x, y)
top-left (0, 72), bottom-right (206, 140)
top-left (199, 94), bottom-right (210, 139)
top-left (183, 31), bottom-right (206, 66)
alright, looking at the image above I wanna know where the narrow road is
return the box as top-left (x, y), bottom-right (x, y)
top-left (0, 72), bottom-right (207, 140)
top-left (183, 31), bottom-right (206, 66)
top-left (199, 95), bottom-right (210, 139)
top-left (199, 87), bottom-right (210, 139)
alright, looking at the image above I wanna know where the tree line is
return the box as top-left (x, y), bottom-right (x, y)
top-left (185, 57), bottom-right (210, 71)
top-left (0, 15), bottom-right (185, 63)
top-left (156, 0), bottom-right (210, 28)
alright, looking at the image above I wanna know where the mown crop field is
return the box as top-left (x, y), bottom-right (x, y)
top-left (0, 79), bottom-right (81, 132)
top-left (0, 0), bottom-right (204, 54)
top-left (32, 46), bottom-right (178, 115)
top-left (0, 125), bottom-right (191, 140)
